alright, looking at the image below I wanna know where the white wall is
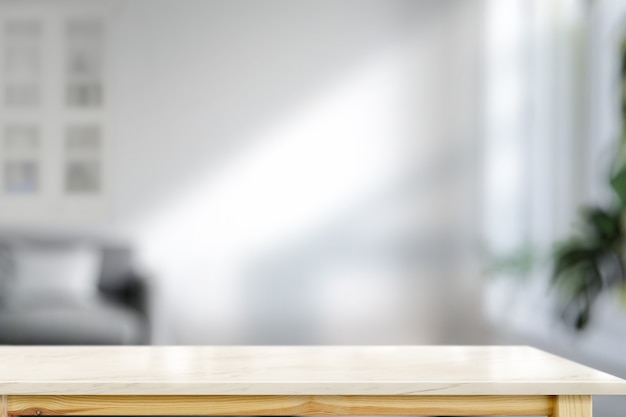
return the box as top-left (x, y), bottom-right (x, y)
top-left (1, 0), bottom-right (486, 344)
top-left (105, 0), bottom-right (486, 344)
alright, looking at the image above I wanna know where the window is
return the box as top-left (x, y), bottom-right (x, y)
top-left (66, 19), bottom-right (103, 109)
top-left (3, 125), bottom-right (40, 193)
top-left (65, 125), bottom-right (101, 193)
top-left (3, 20), bottom-right (41, 108)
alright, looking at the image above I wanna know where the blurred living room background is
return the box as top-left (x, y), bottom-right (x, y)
top-left (0, 0), bottom-right (625, 415)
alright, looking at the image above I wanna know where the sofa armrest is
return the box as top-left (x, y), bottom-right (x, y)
top-left (97, 245), bottom-right (151, 344)
top-left (99, 272), bottom-right (149, 315)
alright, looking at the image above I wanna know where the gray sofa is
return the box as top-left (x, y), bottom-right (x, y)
top-left (0, 232), bottom-right (150, 345)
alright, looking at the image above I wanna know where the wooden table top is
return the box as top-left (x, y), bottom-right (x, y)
top-left (0, 345), bottom-right (625, 395)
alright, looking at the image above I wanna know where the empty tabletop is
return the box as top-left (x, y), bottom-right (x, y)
top-left (0, 345), bottom-right (625, 395)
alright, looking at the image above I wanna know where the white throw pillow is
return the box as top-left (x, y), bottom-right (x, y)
top-left (10, 244), bottom-right (101, 300)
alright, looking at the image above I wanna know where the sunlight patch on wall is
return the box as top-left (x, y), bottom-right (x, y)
top-left (133, 43), bottom-right (416, 338)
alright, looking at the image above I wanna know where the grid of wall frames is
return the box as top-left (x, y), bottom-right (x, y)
top-left (0, 9), bottom-right (106, 201)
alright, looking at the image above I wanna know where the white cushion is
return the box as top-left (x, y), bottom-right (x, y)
top-left (8, 244), bottom-right (100, 302)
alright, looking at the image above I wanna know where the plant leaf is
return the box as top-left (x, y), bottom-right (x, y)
top-left (552, 246), bottom-right (597, 284)
top-left (610, 166), bottom-right (626, 209)
top-left (583, 207), bottom-right (620, 244)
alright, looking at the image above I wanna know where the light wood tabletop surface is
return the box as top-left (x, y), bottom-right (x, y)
top-left (1, 345), bottom-right (625, 417)
top-left (0, 345), bottom-right (625, 395)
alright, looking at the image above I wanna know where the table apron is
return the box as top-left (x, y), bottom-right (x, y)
top-left (1, 394), bottom-right (564, 416)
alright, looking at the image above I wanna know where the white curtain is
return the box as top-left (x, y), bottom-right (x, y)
top-left (482, 0), bottom-right (592, 327)
top-left (483, 0), bottom-right (626, 377)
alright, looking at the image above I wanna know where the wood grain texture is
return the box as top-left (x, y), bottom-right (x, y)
top-left (1, 395), bottom-right (7, 417)
top-left (551, 395), bottom-right (592, 417)
top-left (8, 394), bottom-right (555, 416)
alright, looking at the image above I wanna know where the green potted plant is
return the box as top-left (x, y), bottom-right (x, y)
top-left (551, 42), bottom-right (626, 330)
